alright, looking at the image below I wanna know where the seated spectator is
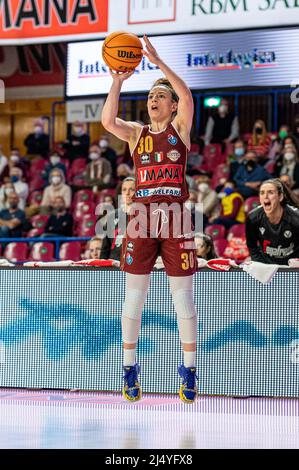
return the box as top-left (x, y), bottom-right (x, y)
top-left (197, 175), bottom-right (219, 227)
top-left (24, 119), bottom-right (49, 157)
top-left (9, 167), bottom-right (29, 210)
top-left (42, 152), bottom-right (67, 183)
top-left (275, 148), bottom-right (299, 190)
top-left (279, 174), bottom-right (299, 197)
top-left (63, 121), bottom-right (90, 161)
top-left (246, 178), bottom-right (299, 265)
top-left (98, 134), bottom-right (117, 177)
top-left (234, 150), bottom-right (272, 198)
top-left (87, 237), bottom-right (103, 259)
top-left (0, 182), bottom-right (15, 211)
top-left (41, 168), bottom-right (72, 212)
top-left (0, 192), bottom-right (26, 238)
top-left (229, 139), bottom-right (247, 179)
top-left (268, 125), bottom-right (290, 160)
top-left (100, 177), bottom-right (135, 261)
top-left (0, 145), bottom-right (8, 182)
top-left (194, 232), bottom-right (216, 261)
top-left (210, 180), bottom-right (245, 230)
top-left (247, 120), bottom-right (272, 161)
top-left (43, 196), bottom-right (73, 237)
top-left (204, 98), bottom-right (239, 148)
top-left (115, 163), bottom-right (134, 196)
top-left (8, 148), bottom-right (30, 179)
top-left (84, 145), bottom-right (112, 193)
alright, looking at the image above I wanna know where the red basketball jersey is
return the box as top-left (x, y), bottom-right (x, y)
top-left (132, 122), bottom-right (189, 204)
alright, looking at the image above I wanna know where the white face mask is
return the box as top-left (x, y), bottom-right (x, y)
top-left (10, 155), bottom-right (19, 163)
top-left (99, 139), bottom-right (109, 149)
top-left (198, 183), bottom-right (209, 193)
top-left (89, 152), bottom-right (99, 161)
top-left (50, 156), bottom-right (60, 166)
top-left (51, 176), bottom-right (61, 185)
top-left (34, 126), bottom-right (43, 134)
top-left (284, 153), bottom-right (295, 162)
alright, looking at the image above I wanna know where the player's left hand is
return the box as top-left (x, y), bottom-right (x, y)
top-left (142, 35), bottom-right (161, 65)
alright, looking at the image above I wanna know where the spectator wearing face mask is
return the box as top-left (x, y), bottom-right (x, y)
top-left (9, 167), bottom-right (29, 210)
top-left (84, 145), bottom-right (112, 193)
top-left (247, 120), bottom-right (272, 161)
top-left (204, 99), bottom-right (239, 147)
top-left (63, 121), bottom-right (90, 161)
top-left (98, 135), bottom-right (117, 177)
top-left (41, 168), bottom-right (72, 212)
top-left (8, 148), bottom-right (29, 179)
top-left (0, 182), bottom-right (15, 211)
top-left (210, 181), bottom-right (245, 230)
top-left (0, 192), bottom-right (26, 238)
top-left (233, 150), bottom-right (272, 198)
top-left (229, 139), bottom-right (247, 179)
top-left (268, 125), bottom-right (290, 160)
top-left (197, 176), bottom-right (219, 227)
top-left (24, 120), bottom-right (49, 157)
top-left (42, 153), bottom-right (67, 183)
top-left (276, 148), bottom-right (299, 189)
top-left (0, 145), bottom-right (8, 183)
top-left (43, 196), bottom-right (73, 237)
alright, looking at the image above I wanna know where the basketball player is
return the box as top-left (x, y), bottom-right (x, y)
top-left (101, 35), bottom-right (198, 403)
top-left (246, 178), bottom-right (299, 264)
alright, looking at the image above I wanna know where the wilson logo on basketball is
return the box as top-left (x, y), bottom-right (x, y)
top-left (138, 165), bottom-right (183, 185)
top-left (117, 50), bottom-right (142, 59)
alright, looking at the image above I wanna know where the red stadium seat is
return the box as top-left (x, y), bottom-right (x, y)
top-left (227, 223), bottom-right (246, 240)
top-left (29, 242), bottom-right (55, 261)
top-left (29, 175), bottom-right (45, 192)
top-left (264, 160), bottom-right (275, 174)
top-left (26, 228), bottom-right (44, 238)
top-left (29, 158), bottom-right (48, 178)
top-left (73, 201), bottom-right (95, 222)
top-left (76, 215), bottom-right (97, 237)
top-left (30, 214), bottom-right (49, 230)
top-left (4, 242), bottom-right (28, 262)
top-left (68, 158), bottom-right (87, 181)
top-left (213, 239), bottom-right (228, 257)
top-left (205, 224), bottom-right (226, 240)
top-left (244, 196), bottom-right (260, 214)
top-left (59, 241), bottom-right (82, 261)
top-left (211, 163), bottom-right (230, 188)
top-left (72, 189), bottom-right (94, 207)
top-left (28, 190), bottom-right (43, 206)
top-left (201, 144), bottom-right (224, 171)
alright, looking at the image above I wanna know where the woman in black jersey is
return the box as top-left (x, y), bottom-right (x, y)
top-left (246, 178), bottom-right (299, 264)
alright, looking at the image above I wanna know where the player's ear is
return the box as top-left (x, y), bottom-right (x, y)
top-left (279, 192), bottom-right (284, 203)
top-left (171, 101), bottom-right (178, 113)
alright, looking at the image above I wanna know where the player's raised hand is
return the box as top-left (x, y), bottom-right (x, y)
top-left (109, 69), bottom-right (135, 83)
top-left (142, 35), bottom-right (161, 65)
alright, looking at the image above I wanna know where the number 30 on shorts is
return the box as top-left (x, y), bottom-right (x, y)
top-left (181, 252), bottom-right (195, 270)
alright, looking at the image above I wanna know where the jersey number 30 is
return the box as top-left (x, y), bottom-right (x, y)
top-left (181, 252), bottom-right (195, 270)
top-left (137, 136), bottom-right (153, 154)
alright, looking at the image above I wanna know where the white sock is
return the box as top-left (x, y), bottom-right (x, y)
top-left (183, 351), bottom-right (196, 368)
top-left (123, 348), bottom-right (136, 367)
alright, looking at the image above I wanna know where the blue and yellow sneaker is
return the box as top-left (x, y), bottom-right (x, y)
top-left (122, 364), bottom-right (142, 402)
top-left (178, 365), bottom-right (198, 403)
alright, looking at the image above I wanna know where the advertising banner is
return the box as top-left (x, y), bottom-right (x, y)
top-left (1, 1), bottom-right (299, 45)
top-left (66, 28), bottom-right (299, 98)
top-left (66, 99), bottom-right (104, 122)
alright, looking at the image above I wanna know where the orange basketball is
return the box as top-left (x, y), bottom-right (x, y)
top-left (102, 31), bottom-right (143, 73)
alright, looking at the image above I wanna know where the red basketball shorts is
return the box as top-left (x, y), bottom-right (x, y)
top-left (120, 203), bottom-right (196, 276)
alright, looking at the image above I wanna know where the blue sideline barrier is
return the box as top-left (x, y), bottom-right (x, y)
top-left (0, 267), bottom-right (298, 397)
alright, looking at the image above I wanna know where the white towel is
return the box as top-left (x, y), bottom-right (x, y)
top-left (242, 261), bottom-right (279, 284)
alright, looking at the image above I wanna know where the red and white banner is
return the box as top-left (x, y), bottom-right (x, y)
top-left (0, 0), bottom-right (108, 45)
top-left (0, 43), bottom-right (66, 97)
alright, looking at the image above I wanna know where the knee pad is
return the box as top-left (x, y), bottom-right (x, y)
top-left (122, 288), bottom-right (147, 321)
top-left (172, 289), bottom-right (197, 320)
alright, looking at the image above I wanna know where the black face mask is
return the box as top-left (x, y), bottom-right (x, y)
top-left (118, 175), bottom-right (127, 181)
top-left (246, 160), bottom-right (256, 171)
top-left (255, 127), bottom-right (263, 135)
